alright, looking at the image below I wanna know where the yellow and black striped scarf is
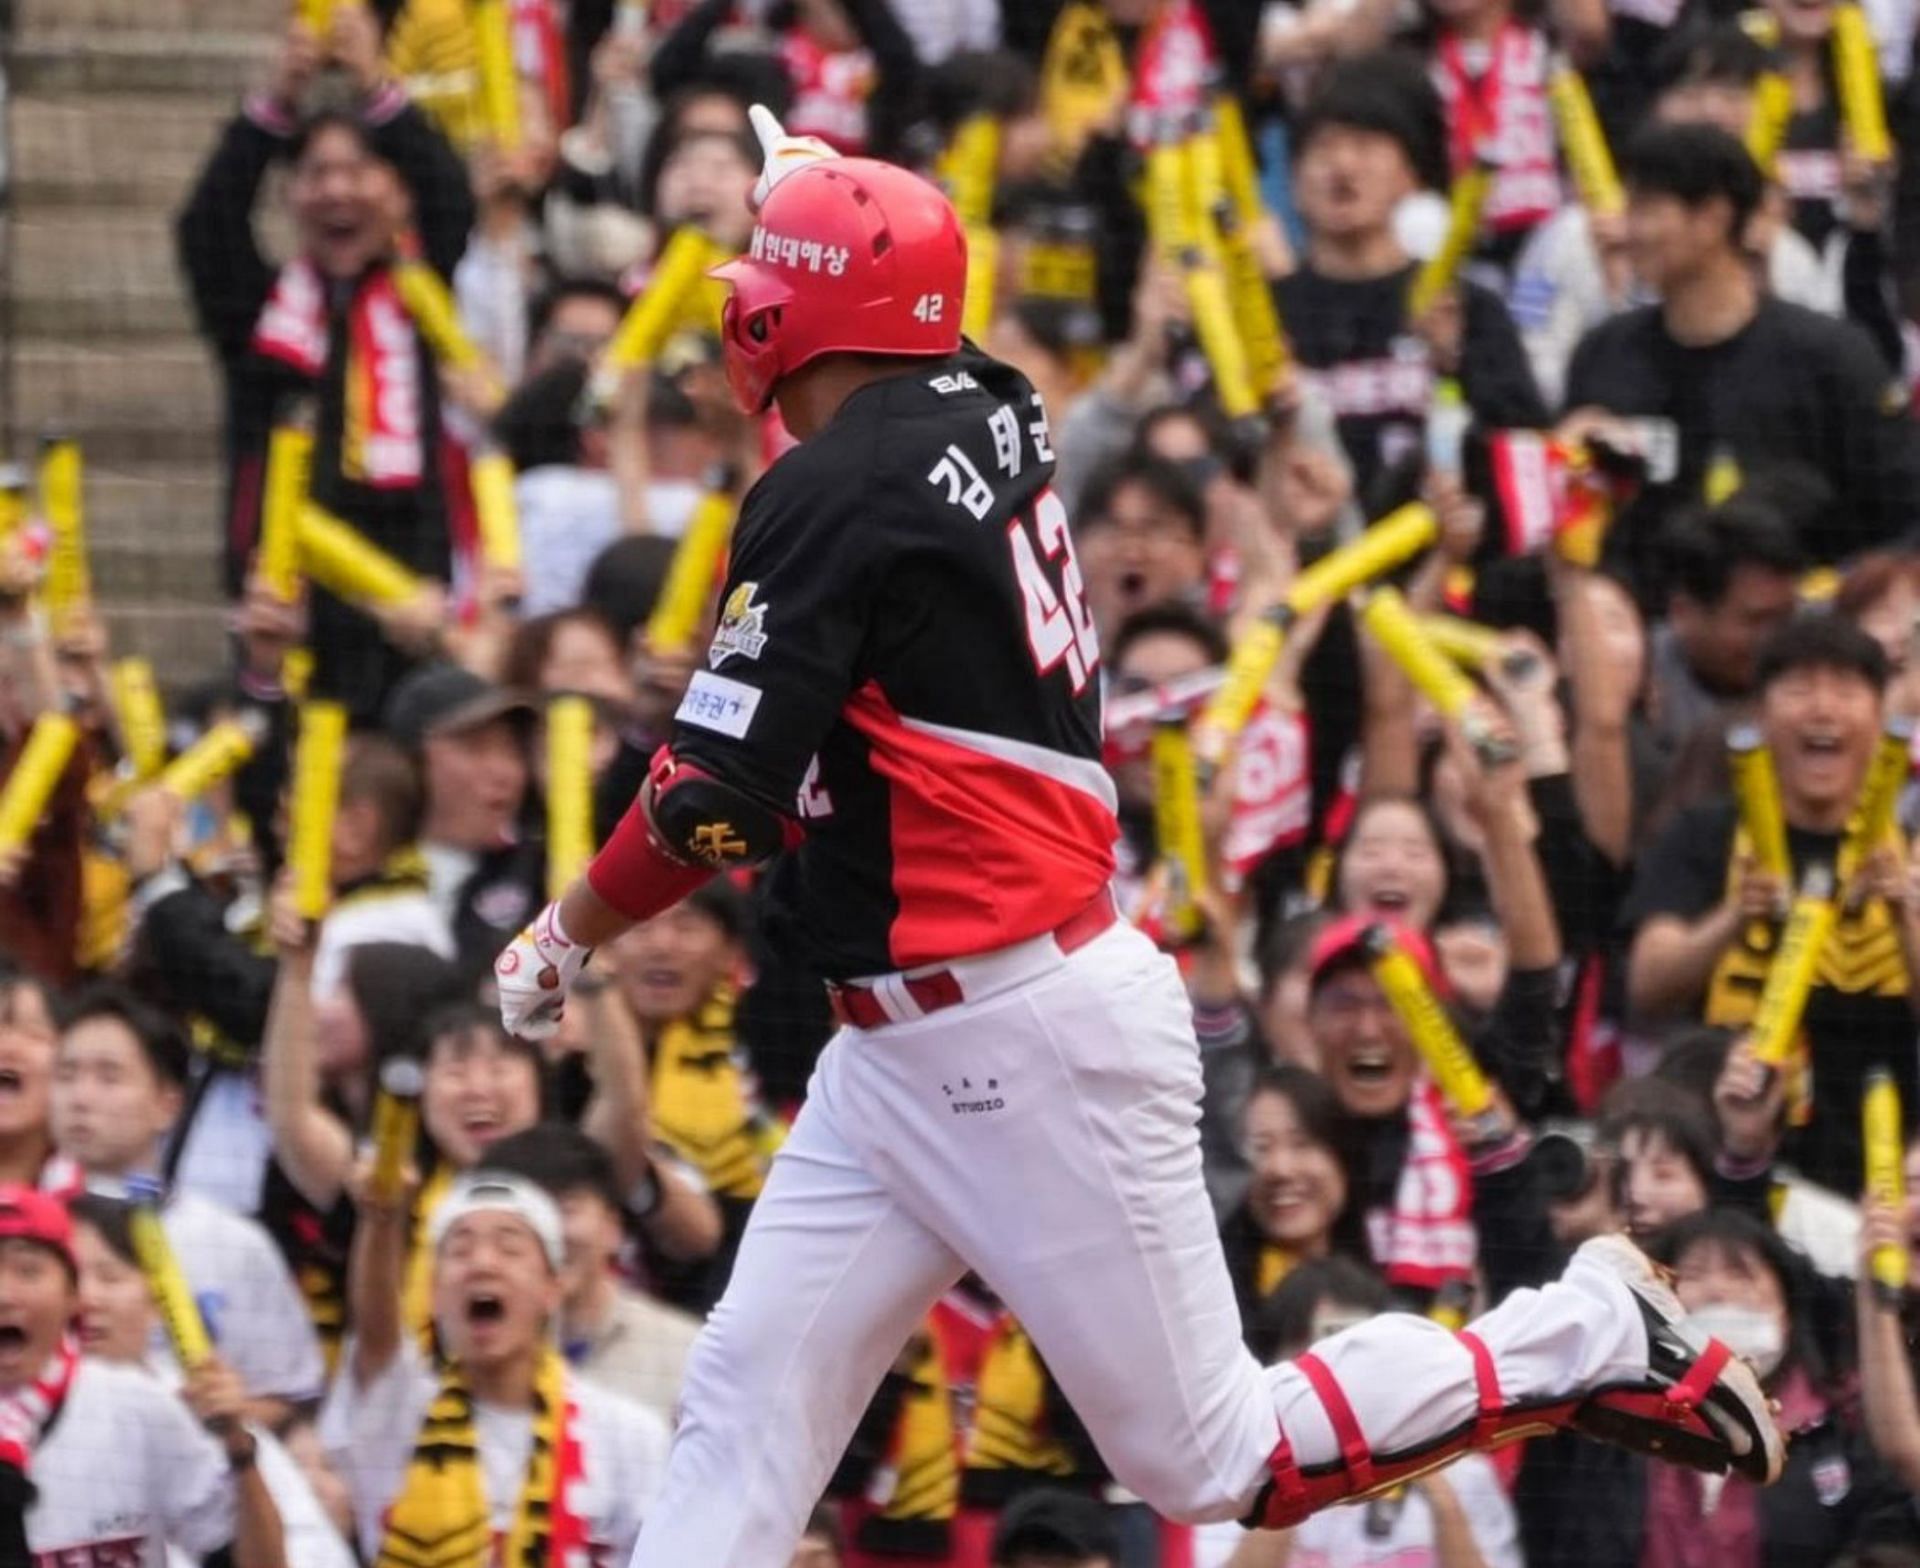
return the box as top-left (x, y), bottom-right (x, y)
top-left (374, 1344), bottom-right (579, 1568)
top-left (854, 1330), bottom-right (959, 1556)
top-left (962, 1318), bottom-right (1103, 1505)
top-left (650, 986), bottom-right (784, 1201)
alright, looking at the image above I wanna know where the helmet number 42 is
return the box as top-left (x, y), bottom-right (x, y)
top-left (912, 293), bottom-right (946, 322)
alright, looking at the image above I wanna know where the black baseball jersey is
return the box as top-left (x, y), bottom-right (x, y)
top-left (668, 347), bottom-right (1118, 980)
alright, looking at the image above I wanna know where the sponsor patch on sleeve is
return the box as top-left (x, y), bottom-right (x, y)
top-left (676, 670), bottom-right (763, 738)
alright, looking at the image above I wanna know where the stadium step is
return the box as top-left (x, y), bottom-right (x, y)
top-left (5, 0), bottom-right (279, 689)
top-left (17, 0), bottom-right (272, 33)
top-left (9, 32), bottom-right (271, 97)
top-left (7, 94), bottom-right (238, 208)
top-left (12, 210), bottom-right (197, 340)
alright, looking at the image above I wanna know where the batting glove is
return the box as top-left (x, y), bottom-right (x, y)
top-left (495, 901), bottom-right (591, 1042)
top-left (747, 103), bottom-right (836, 213)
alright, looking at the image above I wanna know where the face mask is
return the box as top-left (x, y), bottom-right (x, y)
top-left (1687, 1303), bottom-right (1785, 1379)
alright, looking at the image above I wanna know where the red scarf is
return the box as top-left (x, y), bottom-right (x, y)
top-left (1220, 702), bottom-right (1312, 891)
top-left (1369, 1080), bottom-right (1477, 1291)
top-left (1433, 23), bottom-right (1561, 235)
top-left (0, 1338), bottom-right (78, 1475)
top-left (253, 260), bottom-right (426, 489)
top-left (780, 32), bottom-right (875, 153)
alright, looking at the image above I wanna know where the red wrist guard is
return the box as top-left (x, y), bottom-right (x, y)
top-left (586, 795), bottom-right (713, 922)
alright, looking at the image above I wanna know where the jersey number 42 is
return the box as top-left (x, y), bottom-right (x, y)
top-left (1008, 490), bottom-right (1099, 694)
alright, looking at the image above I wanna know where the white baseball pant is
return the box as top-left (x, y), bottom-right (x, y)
top-left (628, 921), bottom-right (1649, 1566)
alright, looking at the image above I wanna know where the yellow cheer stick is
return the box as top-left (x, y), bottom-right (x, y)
top-left (1746, 72), bottom-right (1794, 176)
top-left (36, 437), bottom-right (90, 627)
top-left (1727, 722), bottom-right (1790, 879)
top-left (259, 421), bottom-right (312, 602)
top-left (392, 259), bottom-right (484, 371)
top-left (1362, 587), bottom-right (1516, 766)
top-left (109, 659), bottom-right (167, 782)
top-left (149, 712), bottom-right (267, 809)
top-left (592, 228), bottom-right (722, 409)
top-left (1200, 105), bottom-right (1289, 397)
top-left (1840, 715), bottom-right (1913, 884)
top-left (1418, 614), bottom-right (1506, 671)
top-left (1213, 93), bottom-right (1264, 235)
top-left (473, 0), bottom-right (522, 151)
top-left (1864, 1068), bottom-right (1908, 1305)
top-left (0, 713), bottom-right (80, 855)
top-left (296, 0), bottom-right (336, 34)
top-left (368, 1056), bottom-right (425, 1208)
top-left (1144, 137), bottom-right (1260, 420)
top-left (1197, 503), bottom-right (1440, 753)
top-left (1833, 4), bottom-right (1892, 162)
top-left (128, 1200), bottom-right (212, 1368)
top-left (1549, 65), bottom-right (1623, 219)
top-left (1362, 922), bottom-right (1504, 1140)
top-left (469, 452), bottom-right (522, 576)
top-left (297, 505), bottom-right (426, 608)
top-left (545, 695), bottom-right (596, 899)
top-left (290, 701), bottom-right (348, 921)
top-left (0, 468), bottom-right (28, 539)
top-left (1408, 160), bottom-right (1493, 321)
top-left (646, 490), bottom-right (734, 655)
top-left (1150, 721), bottom-right (1209, 943)
top-left (1750, 862), bottom-right (1838, 1070)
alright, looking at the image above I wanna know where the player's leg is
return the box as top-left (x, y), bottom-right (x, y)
top-left (629, 1040), bottom-right (966, 1568)
top-left (830, 922), bottom-right (1778, 1529)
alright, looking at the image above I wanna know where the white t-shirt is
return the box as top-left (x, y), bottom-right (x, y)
top-left (25, 1359), bottom-right (234, 1567)
top-left (159, 1191), bottom-right (326, 1405)
top-left (319, 1335), bottom-right (669, 1563)
top-left (129, 1351), bottom-right (359, 1568)
top-left (1192, 1453), bottom-right (1522, 1568)
top-left (169, 1073), bottom-right (276, 1218)
top-left (516, 467), bottom-right (624, 617)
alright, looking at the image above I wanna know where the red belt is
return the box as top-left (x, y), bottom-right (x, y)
top-left (827, 893), bottom-right (1118, 1031)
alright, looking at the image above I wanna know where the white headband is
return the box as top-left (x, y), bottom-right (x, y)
top-left (428, 1172), bottom-right (565, 1271)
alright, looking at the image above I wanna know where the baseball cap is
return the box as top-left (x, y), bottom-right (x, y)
top-left (1307, 915), bottom-right (1444, 995)
top-left (428, 1171), bottom-right (565, 1271)
top-left (0, 1189), bottom-right (75, 1277)
top-left (382, 662), bottom-right (535, 750)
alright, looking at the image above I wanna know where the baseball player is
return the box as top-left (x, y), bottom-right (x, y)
top-left (495, 110), bottom-right (1783, 1567)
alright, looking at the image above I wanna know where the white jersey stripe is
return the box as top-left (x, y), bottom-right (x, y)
top-left (896, 715), bottom-right (1119, 813)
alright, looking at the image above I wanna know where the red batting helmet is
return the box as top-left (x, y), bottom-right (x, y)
top-left (709, 158), bottom-right (967, 414)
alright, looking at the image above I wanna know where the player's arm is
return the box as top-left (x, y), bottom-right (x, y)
top-left (498, 469), bottom-right (876, 1039)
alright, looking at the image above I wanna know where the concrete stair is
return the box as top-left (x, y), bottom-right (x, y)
top-left (5, 7), bottom-right (276, 681)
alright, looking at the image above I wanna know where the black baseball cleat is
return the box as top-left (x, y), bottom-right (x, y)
top-left (1567, 1235), bottom-right (1785, 1485)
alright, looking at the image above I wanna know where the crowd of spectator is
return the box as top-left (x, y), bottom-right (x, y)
top-left (5, 0), bottom-right (1920, 1562)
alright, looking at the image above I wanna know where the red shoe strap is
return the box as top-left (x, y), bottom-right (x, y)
top-left (1457, 1330), bottom-right (1504, 1449)
top-left (1667, 1337), bottom-right (1732, 1414)
top-left (1295, 1351), bottom-right (1376, 1495)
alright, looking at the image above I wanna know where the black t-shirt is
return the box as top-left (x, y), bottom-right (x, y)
top-left (1563, 297), bottom-right (1920, 599)
top-left (666, 347), bottom-right (1117, 979)
top-left (1273, 264), bottom-right (1548, 518)
top-left (1621, 797), bottom-right (1919, 1193)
